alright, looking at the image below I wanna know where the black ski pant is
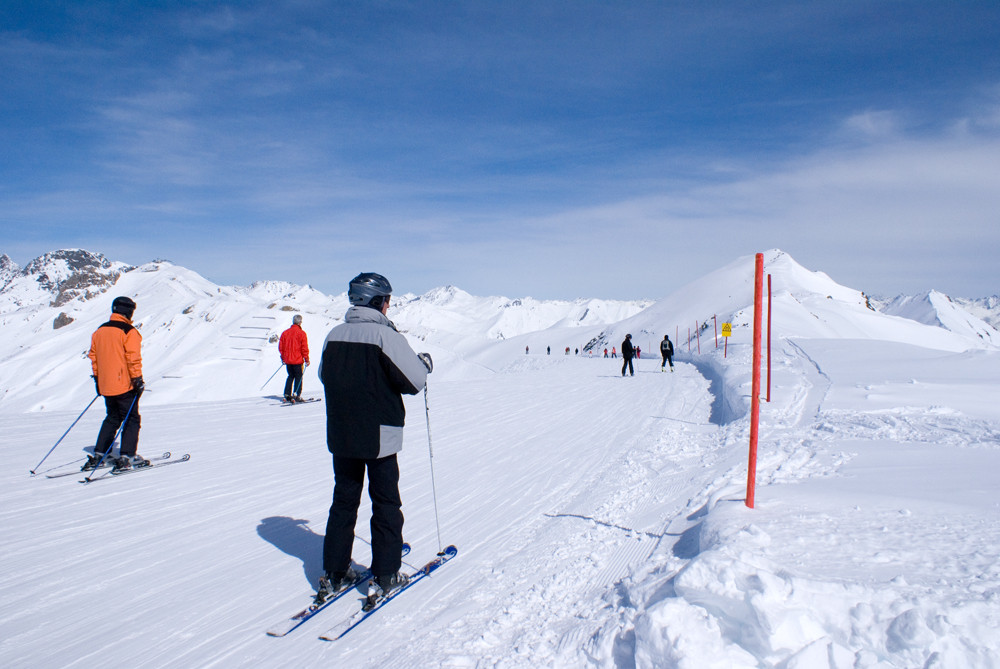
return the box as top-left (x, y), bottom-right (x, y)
top-left (283, 363), bottom-right (303, 397)
top-left (324, 454), bottom-right (404, 578)
top-left (661, 352), bottom-right (673, 369)
top-left (622, 356), bottom-right (634, 376)
top-left (95, 390), bottom-right (141, 457)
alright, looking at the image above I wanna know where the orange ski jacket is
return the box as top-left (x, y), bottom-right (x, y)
top-left (88, 313), bottom-right (143, 396)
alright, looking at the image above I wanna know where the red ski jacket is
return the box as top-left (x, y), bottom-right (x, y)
top-left (279, 324), bottom-right (310, 365)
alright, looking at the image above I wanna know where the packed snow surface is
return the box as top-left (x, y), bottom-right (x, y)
top-left (2, 250), bottom-right (999, 668)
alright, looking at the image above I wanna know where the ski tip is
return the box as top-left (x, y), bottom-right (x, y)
top-left (441, 545), bottom-right (458, 557)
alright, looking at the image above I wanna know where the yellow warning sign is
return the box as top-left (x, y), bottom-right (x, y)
top-left (721, 323), bottom-right (733, 337)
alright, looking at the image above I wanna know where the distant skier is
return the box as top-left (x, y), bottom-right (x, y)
top-left (621, 334), bottom-right (635, 377)
top-left (279, 314), bottom-right (310, 402)
top-left (611, 347), bottom-right (617, 358)
top-left (660, 335), bottom-right (674, 372)
top-left (83, 296), bottom-right (148, 472)
top-left (316, 272), bottom-right (432, 603)
top-left (525, 346), bottom-right (529, 355)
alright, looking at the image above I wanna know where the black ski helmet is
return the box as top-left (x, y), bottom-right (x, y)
top-left (348, 272), bottom-right (392, 307)
top-left (111, 296), bottom-right (136, 319)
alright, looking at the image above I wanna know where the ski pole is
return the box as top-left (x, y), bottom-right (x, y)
top-left (83, 392), bottom-right (139, 482)
top-left (29, 394), bottom-right (100, 475)
top-left (260, 363), bottom-right (284, 391)
top-left (423, 383), bottom-right (444, 555)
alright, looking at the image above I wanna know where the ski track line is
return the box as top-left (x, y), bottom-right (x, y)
top-left (373, 360), bottom-right (734, 667)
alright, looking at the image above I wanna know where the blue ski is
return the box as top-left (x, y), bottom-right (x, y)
top-left (266, 543), bottom-right (411, 637)
top-left (318, 545), bottom-right (458, 641)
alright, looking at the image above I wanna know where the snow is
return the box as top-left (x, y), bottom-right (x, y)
top-left (2, 249), bottom-right (999, 667)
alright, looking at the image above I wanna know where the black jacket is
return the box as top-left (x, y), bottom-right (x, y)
top-left (318, 306), bottom-right (428, 459)
top-left (621, 338), bottom-right (634, 360)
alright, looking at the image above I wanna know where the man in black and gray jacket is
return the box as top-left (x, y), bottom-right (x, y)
top-left (316, 272), bottom-right (432, 602)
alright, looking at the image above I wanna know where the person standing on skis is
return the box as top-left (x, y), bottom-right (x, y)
top-left (621, 334), bottom-right (635, 377)
top-left (660, 334), bottom-right (674, 372)
top-left (278, 314), bottom-right (310, 402)
top-left (315, 272), bottom-right (432, 603)
top-left (84, 296), bottom-right (147, 472)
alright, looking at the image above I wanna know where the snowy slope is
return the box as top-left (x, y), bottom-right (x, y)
top-left (882, 290), bottom-right (1000, 345)
top-left (953, 295), bottom-right (1000, 331)
top-left (2, 249), bottom-right (999, 667)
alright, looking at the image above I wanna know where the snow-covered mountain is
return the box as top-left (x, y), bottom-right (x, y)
top-left (879, 290), bottom-right (1000, 346)
top-left (4, 248), bottom-right (1000, 667)
top-left (0, 249), bottom-right (133, 311)
top-left (947, 294), bottom-right (1000, 331)
top-left (0, 250), bottom-right (650, 411)
top-left (0, 247), bottom-right (994, 413)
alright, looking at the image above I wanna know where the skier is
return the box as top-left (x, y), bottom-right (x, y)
top-left (84, 296), bottom-right (148, 472)
top-left (316, 272), bottom-right (432, 602)
top-left (611, 347), bottom-right (617, 358)
top-left (621, 334), bottom-right (635, 377)
top-left (278, 314), bottom-right (310, 402)
top-left (660, 334), bottom-right (675, 372)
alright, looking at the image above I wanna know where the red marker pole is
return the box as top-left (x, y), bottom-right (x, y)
top-left (746, 253), bottom-right (764, 509)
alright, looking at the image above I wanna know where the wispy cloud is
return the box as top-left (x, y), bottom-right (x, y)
top-left (2, 2), bottom-right (1000, 299)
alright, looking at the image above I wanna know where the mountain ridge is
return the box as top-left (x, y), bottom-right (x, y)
top-left (0, 248), bottom-right (995, 413)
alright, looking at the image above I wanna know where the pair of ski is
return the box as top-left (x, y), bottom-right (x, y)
top-left (279, 397), bottom-right (321, 406)
top-left (266, 544), bottom-right (458, 640)
top-left (43, 451), bottom-right (173, 479)
top-left (81, 452), bottom-right (191, 483)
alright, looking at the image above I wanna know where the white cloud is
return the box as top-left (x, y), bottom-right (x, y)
top-left (840, 110), bottom-right (902, 140)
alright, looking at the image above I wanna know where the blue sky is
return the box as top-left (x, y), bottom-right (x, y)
top-left (2, 1), bottom-right (999, 300)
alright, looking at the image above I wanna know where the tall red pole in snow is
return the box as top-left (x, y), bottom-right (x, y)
top-left (746, 253), bottom-right (764, 509)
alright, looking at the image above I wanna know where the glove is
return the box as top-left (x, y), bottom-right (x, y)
top-left (92, 374), bottom-right (100, 396)
top-left (131, 376), bottom-right (145, 394)
top-left (417, 352), bottom-right (433, 373)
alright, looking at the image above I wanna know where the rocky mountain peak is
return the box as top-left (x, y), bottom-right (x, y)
top-left (4, 249), bottom-right (134, 308)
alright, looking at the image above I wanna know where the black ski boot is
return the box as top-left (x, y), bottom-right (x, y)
top-left (112, 455), bottom-right (150, 472)
top-left (315, 567), bottom-right (359, 604)
top-left (375, 572), bottom-right (410, 595)
top-left (81, 454), bottom-right (104, 471)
